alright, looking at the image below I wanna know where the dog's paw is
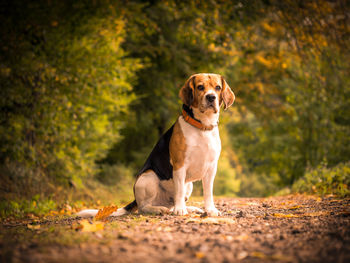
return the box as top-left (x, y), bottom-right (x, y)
top-left (156, 206), bottom-right (170, 215)
top-left (186, 206), bottom-right (204, 214)
top-left (173, 206), bottom-right (188, 216)
top-left (205, 207), bottom-right (221, 217)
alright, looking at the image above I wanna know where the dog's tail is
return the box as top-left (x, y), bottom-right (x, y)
top-left (77, 200), bottom-right (137, 218)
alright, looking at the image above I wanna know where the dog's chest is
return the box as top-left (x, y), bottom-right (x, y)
top-left (179, 118), bottom-right (221, 182)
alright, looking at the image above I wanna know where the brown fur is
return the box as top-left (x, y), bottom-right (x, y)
top-left (179, 73), bottom-right (234, 110)
top-left (179, 76), bottom-right (195, 107)
top-left (169, 120), bottom-right (186, 171)
top-left (221, 76), bottom-right (235, 110)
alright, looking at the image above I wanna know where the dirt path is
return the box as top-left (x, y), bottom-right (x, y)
top-left (1, 195), bottom-right (350, 263)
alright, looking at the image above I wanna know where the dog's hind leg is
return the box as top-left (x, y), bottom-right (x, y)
top-left (134, 170), bottom-right (171, 215)
top-left (139, 204), bottom-right (170, 215)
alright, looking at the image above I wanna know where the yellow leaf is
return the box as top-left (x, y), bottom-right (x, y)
top-left (27, 224), bottom-right (40, 230)
top-left (186, 217), bottom-right (235, 224)
top-left (80, 219), bottom-right (104, 232)
top-left (49, 211), bottom-right (59, 216)
top-left (94, 205), bottom-right (118, 221)
top-left (272, 213), bottom-right (299, 218)
top-left (251, 251), bottom-right (266, 259)
top-left (303, 211), bottom-right (329, 217)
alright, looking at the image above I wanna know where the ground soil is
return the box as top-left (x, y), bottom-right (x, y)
top-left (1, 195), bottom-right (350, 263)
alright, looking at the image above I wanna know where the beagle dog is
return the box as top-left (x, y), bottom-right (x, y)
top-left (78, 73), bottom-right (234, 218)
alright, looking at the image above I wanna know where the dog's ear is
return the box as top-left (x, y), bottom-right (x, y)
top-left (179, 75), bottom-right (195, 106)
top-left (221, 76), bottom-right (235, 110)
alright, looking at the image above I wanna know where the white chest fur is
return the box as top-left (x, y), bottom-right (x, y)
top-left (178, 116), bottom-right (221, 182)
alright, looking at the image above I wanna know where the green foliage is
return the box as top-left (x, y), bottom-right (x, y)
top-left (237, 173), bottom-right (280, 198)
top-left (214, 125), bottom-right (240, 196)
top-left (0, 1), bottom-right (140, 196)
top-left (214, 153), bottom-right (240, 196)
top-left (292, 162), bottom-right (350, 197)
top-left (96, 164), bottom-right (135, 197)
top-left (223, 0), bottom-right (350, 193)
top-left (0, 0), bottom-right (349, 202)
top-left (0, 195), bottom-right (57, 218)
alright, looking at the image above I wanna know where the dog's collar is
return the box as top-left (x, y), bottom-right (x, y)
top-left (182, 104), bottom-right (217, 131)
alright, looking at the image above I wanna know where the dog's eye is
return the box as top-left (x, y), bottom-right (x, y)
top-left (197, 85), bottom-right (204, 91)
top-left (215, 85), bottom-right (221, 91)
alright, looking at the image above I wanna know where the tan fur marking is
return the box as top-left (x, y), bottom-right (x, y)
top-left (133, 169), bottom-right (152, 194)
top-left (221, 76), bottom-right (235, 110)
top-left (169, 119), bottom-right (186, 171)
top-left (191, 74), bottom-right (222, 109)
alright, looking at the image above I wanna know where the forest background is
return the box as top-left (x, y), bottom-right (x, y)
top-left (0, 0), bottom-right (349, 217)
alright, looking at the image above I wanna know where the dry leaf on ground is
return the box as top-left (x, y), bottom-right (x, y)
top-left (186, 217), bottom-right (235, 224)
top-left (94, 205), bottom-right (118, 221)
top-left (27, 224), bottom-right (40, 230)
top-left (288, 205), bottom-right (301, 210)
top-left (80, 219), bottom-right (104, 232)
top-left (272, 213), bottom-right (299, 218)
top-left (195, 252), bottom-right (205, 259)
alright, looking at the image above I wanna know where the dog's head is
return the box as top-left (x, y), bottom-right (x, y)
top-left (179, 73), bottom-right (235, 113)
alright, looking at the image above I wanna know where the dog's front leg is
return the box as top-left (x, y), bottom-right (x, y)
top-left (173, 168), bottom-right (188, 215)
top-left (202, 166), bottom-right (221, 216)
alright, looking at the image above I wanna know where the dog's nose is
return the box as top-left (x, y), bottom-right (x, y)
top-left (206, 94), bottom-right (216, 103)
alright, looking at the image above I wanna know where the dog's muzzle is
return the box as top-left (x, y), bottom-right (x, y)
top-left (201, 94), bottom-right (218, 113)
top-left (206, 94), bottom-right (216, 103)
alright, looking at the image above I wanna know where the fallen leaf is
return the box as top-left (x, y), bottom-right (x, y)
top-left (270, 254), bottom-right (293, 262)
top-left (246, 202), bottom-right (260, 206)
top-left (195, 252), bottom-right (205, 259)
top-left (303, 211), bottom-right (329, 217)
top-left (224, 235), bottom-right (234, 241)
top-left (186, 217), bottom-right (235, 224)
top-left (289, 205), bottom-right (301, 210)
top-left (272, 213), bottom-right (299, 218)
top-left (27, 224), bottom-right (40, 230)
top-left (251, 251), bottom-right (266, 259)
top-left (80, 219), bottom-right (104, 232)
top-left (163, 226), bottom-right (172, 232)
top-left (94, 205), bottom-right (118, 221)
top-left (235, 234), bottom-right (249, 241)
top-left (49, 211), bottom-right (59, 216)
top-left (237, 251), bottom-right (248, 260)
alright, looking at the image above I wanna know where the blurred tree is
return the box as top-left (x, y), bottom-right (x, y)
top-left (1, 0), bottom-right (348, 199)
top-left (0, 1), bottom-right (140, 196)
top-left (225, 0), bottom-right (350, 190)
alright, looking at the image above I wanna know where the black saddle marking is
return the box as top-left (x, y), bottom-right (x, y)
top-left (136, 125), bottom-right (174, 181)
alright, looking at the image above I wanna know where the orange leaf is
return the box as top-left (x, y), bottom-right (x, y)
top-left (195, 252), bottom-right (205, 259)
top-left (94, 205), bottom-right (118, 221)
